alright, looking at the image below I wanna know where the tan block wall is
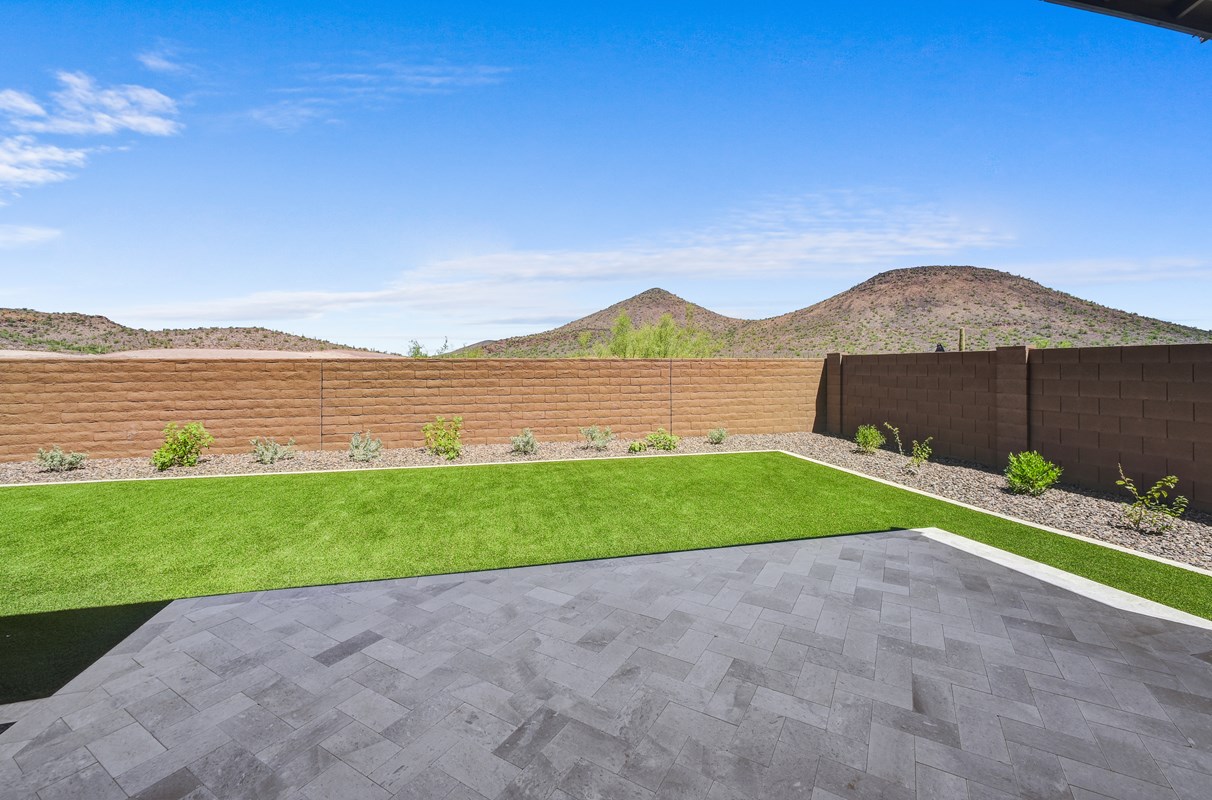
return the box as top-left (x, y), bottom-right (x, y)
top-left (0, 360), bottom-right (322, 460)
top-left (0, 357), bottom-right (825, 461)
top-left (1029, 344), bottom-right (1212, 510)
top-left (670, 359), bottom-right (824, 436)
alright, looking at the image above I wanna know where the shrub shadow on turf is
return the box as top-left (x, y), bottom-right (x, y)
top-left (0, 600), bottom-right (169, 706)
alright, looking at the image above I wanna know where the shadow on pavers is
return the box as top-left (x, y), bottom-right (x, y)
top-left (0, 600), bottom-right (168, 706)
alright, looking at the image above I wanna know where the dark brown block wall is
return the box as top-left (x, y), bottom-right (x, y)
top-left (831, 343), bottom-right (1211, 511)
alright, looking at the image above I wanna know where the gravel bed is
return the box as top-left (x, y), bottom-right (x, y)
top-left (4, 431), bottom-right (1209, 571)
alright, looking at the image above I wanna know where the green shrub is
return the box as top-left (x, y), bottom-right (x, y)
top-left (707, 427), bottom-right (728, 445)
top-left (908, 437), bottom-right (934, 472)
top-left (883, 422), bottom-right (932, 472)
top-left (36, 445), bottom-right (87, 472)
top-left (628, 440), bottom-right (647, 453)
top-left (580, 425), bottom-right (614, 450)
top-left (423, 416), bottom-right (463, 460)
top-left (251, 437), bottom-right (295, 465)
top-left (1005, 451), bottom-right (1062, 496)
top-left (1117, 464), bottom-right (1189, 534)
top-left (854, 424), bottom-right (885, 454)
top-left (510, 428), bottom-right (538, 455)
top-left (348, 431), bottom-right (383, 462)
top-left (644, 428), bottom-right (680, 451)
top-left (151, 422), bottom-right (214, 470)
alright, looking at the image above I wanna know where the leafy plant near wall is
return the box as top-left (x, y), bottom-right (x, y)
top-left (510, 428), bottom-right (538, 455)
top-left (707, 427), bottom-right (728, 444)
top-left (574, 310), bottom-right (723, 358)
top-left (883, 422), bottom-right (933, 473)
top-left (1005, 451), bottom-right (1062, 496)
top-left (644, 428), bottom-right (680, 451)
top-left (151, 422), bottom-right (214, 470)
top-left (1117, 464), bottom-right (1188, 534)
top-left (423, 416), bottom-right (464, 460)
top-left (580, 425), bottom-right (614, 450)
top-left (35, 445), bottom-right (87, 472)
top-left (853, 424), bottom-right (885, 454)
top-left (628, 440), bottom-right (647, 453)
top-left (251, 437), bottom-right (295, 465)
top-left (348, 431), bottom-right (383, 462)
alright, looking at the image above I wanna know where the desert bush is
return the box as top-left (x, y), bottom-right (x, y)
top-left (707, 427), bottom-right (728, 445)
top-left (854, 424), bottom-right (885, 454)
top-left (908, 437), bottom-right (934, 471)
top-left (251, 437), bottom-right (295, 465)
top-left (1117, 464), bottom-right (1188, 534)
top-left (1005, 451), bottom-right (1062, 496)
top-left (423, 416), bottom-right (463, 460)
top-left (645, 428), bottom-right (680, 451)
top-left (580, 425), bottom-right (614, 450)
top-left (510, 428), bottom-right (538, 455)
top-left (883, 422), bottom-right (932, 472)
top-left (151, 422), bottom-right (214, 470)
top-left (581, 310), bottom-right (723, 358)
top-left (36, 445), bottom-right (87, 472)
top-left (348, 431), bottom-right (383, 462)
top-left (628, 440), bottom-right (647, 453)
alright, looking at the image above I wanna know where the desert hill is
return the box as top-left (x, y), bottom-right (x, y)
top-left (0, 308), bottom-right (372, 355)
top-left (468, 266), bottom-right (1212, 357)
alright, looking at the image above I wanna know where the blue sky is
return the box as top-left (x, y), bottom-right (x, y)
top-left (1, 1), bottom-right (1209, 352)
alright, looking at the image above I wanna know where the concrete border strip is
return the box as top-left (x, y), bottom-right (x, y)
top-left (915, 526), bottom-right (1212, 630)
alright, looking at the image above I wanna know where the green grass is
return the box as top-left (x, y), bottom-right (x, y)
top-left (4, 451), bottom-right (1211, 619)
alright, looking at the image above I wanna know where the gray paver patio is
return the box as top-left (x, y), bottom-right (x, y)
top-left (3, 529), bottom-right (1212, 799)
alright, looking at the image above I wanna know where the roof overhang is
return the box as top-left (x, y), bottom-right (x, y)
top-left (1044, 0), bottom-right (1212, 40)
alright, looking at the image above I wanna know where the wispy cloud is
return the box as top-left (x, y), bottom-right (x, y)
top-left (0, 223), bottom-right (61, 248)
top-left (0, 135), bottom-right (90, 190)
top-left (121, 193), bottom-right (1012, 323)
top-left (244, 60), bottom-right (510, 130)
top-left (1006, 257), bottom-right (1212, 286)
top-left (8, 72), bottom-right (181, 136)
top-left (136, 42), bottom-right (194, 76)
top-left (0, 71), bottom-right (180, 193)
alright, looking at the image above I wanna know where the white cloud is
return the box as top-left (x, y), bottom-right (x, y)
top-left (0, 223), bottom-right (61, 247)
top-left (136, 43), bottom-right (192, 75)
top-left (11, 72), bottom-right (181, 136)
top-left (0, 135), bottom-right (89, 189)
top-left (1006, 257), bottom-right (1212, 285)
top-left (120, 193), bottom-right (1013, 323)
top-left (0, 90), bottom-right (45, 117)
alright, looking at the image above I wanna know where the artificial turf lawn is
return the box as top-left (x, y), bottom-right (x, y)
top-left (4, 450), bottom-right (1211, 620)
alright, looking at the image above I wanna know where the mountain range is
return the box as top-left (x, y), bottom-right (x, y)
top-left (4, 266), bottom-right (1209, 357)
top-left (465, 266), bottom-right (1212, 357)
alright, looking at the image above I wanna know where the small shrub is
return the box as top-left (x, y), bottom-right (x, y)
top-left (349, 431), bottom-right (383, 462)
top-left (644, 428), bottom-right (680, 451)
top-left (1117, 464), bottom-right (1188, 534)
top-left (423, 416), bottom-right (463, 460)
top-left (151, 422), bottom-right (214, 470)
top-left (628, 440), bottom-right (647, 453)
top-left (908, 437), bottom-right (934, 471)
top-left (882, 422), bottom-right (904, 456)
top-left (580, 425), bottom-right (614, 450)
top-left (36, 445), bottom-right (87, 472)
top-left (854, 424), bottom-right (885, 454)
top-left (707, 427), bottom-right (728, 445)
top-left (1005, 451), bottom-right (1062, 496)
top-left (510, 428), bottom-right (539, 455)
top-left (251, 436), bottom-right (295, 465)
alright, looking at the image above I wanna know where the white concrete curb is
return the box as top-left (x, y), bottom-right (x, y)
top-left (915, 527), bottom-right (1212, 631)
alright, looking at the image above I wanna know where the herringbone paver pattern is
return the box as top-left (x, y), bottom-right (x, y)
top-left (3, 530), bottom-right (1212, 799)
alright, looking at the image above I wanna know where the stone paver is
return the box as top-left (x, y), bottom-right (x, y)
top-left (3, 529), bottom-right (1212, 799)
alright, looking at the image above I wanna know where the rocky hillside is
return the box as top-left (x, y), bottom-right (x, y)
top-left (0, 309), bottom-right (368, 355)
top-left (470, 266), bottom-right (1212, 357)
